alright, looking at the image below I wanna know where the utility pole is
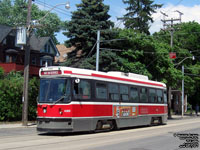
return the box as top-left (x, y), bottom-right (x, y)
top-left (22, 0), bottom-right (32, 126)
top-left (96, 30), bottom-right (100, 71)
top-left (182, 65), bottom-right (184, 117)
top-left (161, 10), bottom-right (183, 119)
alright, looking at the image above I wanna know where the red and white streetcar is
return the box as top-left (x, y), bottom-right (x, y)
top-left (37, 66), bottom-right (167, 133)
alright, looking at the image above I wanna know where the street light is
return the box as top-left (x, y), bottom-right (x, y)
top-left (37, 2), bottom-right (70, 23)
top-left (174, 56), bottom-right (195, 117)
top-left (22, 1), bottom-right (70, 126)
top-left (174, 56), bottom-right (195, 67)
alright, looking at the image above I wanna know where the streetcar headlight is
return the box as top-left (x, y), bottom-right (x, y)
top-left (59, 110), bottom-right (63, 115)
top-left (43, 108), bottom-right (47, 113)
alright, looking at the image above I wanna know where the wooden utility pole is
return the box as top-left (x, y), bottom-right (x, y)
top-left (161, 11), bottom-right (183, 119)
top-left (22, 0), bottom-right (32, 126)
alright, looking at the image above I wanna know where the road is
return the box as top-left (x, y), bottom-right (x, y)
top-left (0, 117), bottom-right (200, 150)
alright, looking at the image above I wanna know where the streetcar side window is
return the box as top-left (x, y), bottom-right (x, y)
top-left (74, 80), bottom-right (91, 99)
top-left (164, 90), bottom-right (167, 104)
top-left (157, 89), bottom-right (163, 103)
top-left (108, 83), bottom-right (119, 101)
top-left (96, 82), bottom-right (107, 100)
top-left (120, 85), bottom-right (129, 101)
top-left (130, 87), bottom-right (139, 102)
top-left (149, 88), bottom-right (156, 103)
top-left (140, 87), bottom-right (148, 103)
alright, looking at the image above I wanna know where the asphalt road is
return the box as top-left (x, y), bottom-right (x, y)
top-left (0, 117), bottom-right (200, 150)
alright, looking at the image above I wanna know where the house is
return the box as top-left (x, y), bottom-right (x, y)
top-left (0, 24), bottom-right (60, 76)
top-left (55, 44), bottom-right (75, 63)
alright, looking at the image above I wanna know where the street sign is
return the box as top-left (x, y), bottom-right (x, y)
top-left (169, 52), bottom-right (176, 59)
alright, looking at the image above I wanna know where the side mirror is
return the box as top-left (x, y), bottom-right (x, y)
top-left (75, 78), bottom-right (80, 84)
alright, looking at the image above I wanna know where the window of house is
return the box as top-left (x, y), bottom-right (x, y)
top-left (74, 80), bottom-right (91, 100)
top-left (149, 88), bottom-right (156, 103)
top-left (2, 38), bottom-right (6, 45)
top-left (6, 36), bottom-right (15, 47)
top-left (108, 83), bottom-right (119, 101)
top-left (32, 57), bottom-right (37, 65)
top-left (48, 45), bottom-right (50, 53)
top-left (44, 44), bottom-right (48, 53)
top-left (120, 85), bottom-right (129, 101)
top-left (6, 55), bottom-right (16, 63)
top-left (96, 83), bottom-right (107, 100)
top-left (44, 44), bottom-right (51, 53)
top-left (130, 87), bottom-right (139, 102)
top-left (140, 87), bottom-right (148, 102)
top-left (40, 59), bottom-right (52, 66)
top-left (157, 89), bottom-right (163, 103)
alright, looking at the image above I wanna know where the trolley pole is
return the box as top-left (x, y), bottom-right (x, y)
top-left (96, 30), bottom-right (100, 71)
top-left (22, 0), bottom-right (32, 126)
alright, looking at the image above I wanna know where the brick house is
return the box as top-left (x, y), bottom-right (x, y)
top-left (0, 24), bottom-right (60, 76)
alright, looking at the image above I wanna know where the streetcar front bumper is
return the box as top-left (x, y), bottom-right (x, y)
top-left (37, 118), bottom-right (73, 133)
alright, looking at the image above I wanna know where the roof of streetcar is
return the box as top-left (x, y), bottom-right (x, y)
top-left (39, 66), bottom-right (166, 88)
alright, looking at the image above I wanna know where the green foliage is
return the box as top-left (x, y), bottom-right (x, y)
top-left (0, 0), bottom-right (62, 44)
top-left (154, 21), bottom-right (200, 104)
top-left (79, 50), bottom-right (123, 72)
top-left (119, 0), bottom-right (162, 34)
top-left (0, 71), bottom-right (39, 121)
top-left (0, 67), bottom-right (4, 79)
top-left (63, 0), bottom-right (114, 54)
top-left (28, 77), bottom-right (39, 120)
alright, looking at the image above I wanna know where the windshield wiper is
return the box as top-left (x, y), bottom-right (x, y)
top-left (53, 95), bottom-right (65, 105)
top-left (53, 94), bottom-right (70, 105)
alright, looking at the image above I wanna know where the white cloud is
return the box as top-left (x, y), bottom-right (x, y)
top-left (150, 4), bottom-right (200, 34)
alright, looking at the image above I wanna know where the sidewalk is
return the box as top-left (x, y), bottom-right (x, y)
top-left (169, 114), bottom-right (199, 120)
top-left (0, 122), bottom-right (36, 129)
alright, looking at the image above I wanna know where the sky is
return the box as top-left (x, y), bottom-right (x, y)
top-left (33, 0), bottom-right (200, 44)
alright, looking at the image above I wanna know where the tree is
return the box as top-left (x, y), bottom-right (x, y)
top-left (79, 50), bottom-right (124, 72)
top-left (119, 0), bottom-right (162, 34)
top-left (154, 21), bottom-right (200, 108)
top-left (63, 0), bottom-right (114, 56)
top-left (0, 0), bottom-right (62, 44)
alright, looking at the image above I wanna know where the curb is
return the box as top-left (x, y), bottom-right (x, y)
top-left (0, 123), bottom-right (36, 129)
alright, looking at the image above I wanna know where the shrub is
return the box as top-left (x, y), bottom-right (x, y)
top-left (0, 71), bottom-right (39, 121)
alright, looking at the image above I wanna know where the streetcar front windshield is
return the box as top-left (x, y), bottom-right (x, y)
top-left (39, 78), bottom-right (71, 103)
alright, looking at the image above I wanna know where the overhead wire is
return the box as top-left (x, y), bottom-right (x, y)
top-left (35, 0), bottom-right (71, 14)
top-left (33, 0), bottom-right (72, 17)
top-left (153, 0), bottom-right (184, 22)
top-left (99, 47), bottom-right (200, 55)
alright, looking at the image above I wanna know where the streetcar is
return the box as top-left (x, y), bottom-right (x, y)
top-left (37, 66), bottom-right (167, 133)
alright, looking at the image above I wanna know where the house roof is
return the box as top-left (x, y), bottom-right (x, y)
top-left (30, 35), bottom-right (50, 51)
top-left (0, 25), bottom-right (12, 43)
top-left (55, 44), bottom-right (75, 63)
top-left (30, 35), bottom-right (60, 57)
top-left (0, 24), bottom-right (59, 57)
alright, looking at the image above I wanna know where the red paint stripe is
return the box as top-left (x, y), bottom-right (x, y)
top-left (92, 73), bottom-right (164, 87)
top-left (37, 104), bottom-right (112, 117)
top-left (138, 105), bottom-right (166, 115)
top-left (64, 70), bottom-right (72, 74)
top-left (37, 104), bottom-right (166, 118)
top-left (64, 70), bottom-right (164, 87)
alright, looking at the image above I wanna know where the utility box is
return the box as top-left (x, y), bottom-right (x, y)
top-left (17, 27), bottom-right (26, 45)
